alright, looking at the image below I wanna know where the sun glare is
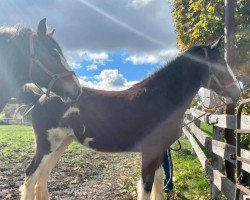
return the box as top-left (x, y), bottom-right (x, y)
top-left (79, 0), bottom-right (167, 50)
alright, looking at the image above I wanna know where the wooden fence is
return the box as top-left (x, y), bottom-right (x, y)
top-left (183, 108), bottom-right (250, 200)
top-left (0, 118), bottom-right (31, 125)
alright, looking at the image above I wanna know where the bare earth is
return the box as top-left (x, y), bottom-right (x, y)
top-left (0, 146), bottom-right (140, 200)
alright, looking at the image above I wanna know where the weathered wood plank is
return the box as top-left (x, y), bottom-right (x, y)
top-left (183, 127), bottom-right (206, 168)
top-left (209, 114), bottom-right (235, 129)
top-left (241, 149), bottom-right (250, 174)
top-left (243, 195), bottom-right (250, 200)
top-left (211, 125), bottom-right (223, 200)
top-left (184, 119), bottom-right (250, 174)
top-left (189, 108), bottom-right (250, 129)
top-left (240, 116), bottom-right (250, 129)
top-left (185, 119), bottom-right (236, 165)
top-left (190, 108), bottom-right (207, 123)
top-left (183, 128), bottom-right (245, 200)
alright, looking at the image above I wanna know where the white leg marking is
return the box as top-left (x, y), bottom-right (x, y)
top-left (20, 155), bottom-right (51, 200)
top-left (35, 181), bottom-right (49, 200)
top-left (137, 179), bottom-right (150, 200)
top-left (35, 137), bottom-right (73, 200)
top-left (20, 176), bottom-right (37, 200)
top-left (62, 107), bottom-right (80, 119)
top-left (47, 127), bottom-right (75, 151)
top-left (151, 167), bottom-right (164, 200)
top-left (21, 128), bottom-right (74, 200)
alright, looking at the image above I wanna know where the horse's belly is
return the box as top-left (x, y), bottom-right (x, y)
top-left (84, 137), bottom-right (137, 152)
top-left (81, 131), bottom-right (139, 153)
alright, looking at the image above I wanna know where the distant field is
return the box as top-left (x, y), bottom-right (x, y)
top-left (0, 125), bottom-right (210, 200)
top-left (0, 113), bottom-right (5, 120)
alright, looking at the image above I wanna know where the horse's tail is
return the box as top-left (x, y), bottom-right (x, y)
top-left (13, 84), bottom-right (43, 105)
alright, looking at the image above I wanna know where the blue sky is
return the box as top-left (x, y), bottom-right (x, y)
top-left (75, 51), bottom-right (158, 80)
top-left (0, 0), bottom-right (178, 90)
top-left (72, 50), bottom-right (178, 90)
top-left (75, 51), bottom-right (160, 90)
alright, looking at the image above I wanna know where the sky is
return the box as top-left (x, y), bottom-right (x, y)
top-left (0, 0), bottom-right (178, 90)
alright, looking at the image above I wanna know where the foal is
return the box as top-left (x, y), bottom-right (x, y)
top-left (0, 18), bottom-right (81, 112)
top-left (20, 38), bottom-right (240, 200)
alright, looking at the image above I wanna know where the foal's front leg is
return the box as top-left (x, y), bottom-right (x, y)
top-left (35, 137), bottom-right (72, 200)
top-left (20, 155), bottom-right (46, 200)
top-left (137, 153), bottom-right (164, 200)
top-left (151, 166), bottom-right (164, 200)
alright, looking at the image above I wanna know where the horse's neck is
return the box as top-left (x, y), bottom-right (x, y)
top-left (0, 33), bottom-right (29, 106)
top-left (2, 31), bottom-right (29, 68)
top-left (145, 57), bottom-right (204, 109)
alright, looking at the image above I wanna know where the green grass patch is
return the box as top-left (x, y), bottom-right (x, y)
top-left (0, 113), bottom-right (5, 119)
top-left (200, 122), bottom-right (213, 136)
top-left (170, 136), bottom-right (210, 200)
top-left (0, 125), bottom-right (34, 163)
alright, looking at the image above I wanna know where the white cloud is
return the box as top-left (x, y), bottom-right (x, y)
top-left (124, 80), bottom-right (138, 88)
top-left (71, 62), bottom-right (82, 69)
top-left (78, 69), bottom-right (138, 91)
top-left (125, 49), bottom-right (179, 65)
top-left (86, 64), bottom-right (98, 71)
top-left (94, 69), bottom-right (126, 86)
top-left (125, 54), bottom-right (160, 65)
top-left (83, 51), bottom-right (109, 64)
top-left (78, 76), bottom-right (96, 88)
top-left (65, 50), bottom-right (110, 70)
top-left (128, 0), bottom-right (153, 9)
top-left (159, 49), bottom-right (180, 61)
top-left (70, 51), bottom-right (109, 65)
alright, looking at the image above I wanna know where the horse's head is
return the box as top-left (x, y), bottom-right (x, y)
top-left (192, 37), bottom-right (241, 102)
top-left (29, 18), bottom-right (81, 100)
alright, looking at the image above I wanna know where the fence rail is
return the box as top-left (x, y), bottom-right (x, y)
top-left (183, 108), bottom-right (250, 200)
top-left (0, 118), bottom-right (31, 125)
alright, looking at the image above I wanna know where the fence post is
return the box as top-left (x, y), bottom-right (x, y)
top-left (224, 0), bottom-right (236, 183)
top-left (211, 125), bottom-right (223, 200)
top-left (204, 89), bottom-right (222, 199)
top-left (189, 112), bottom-right (199, 155)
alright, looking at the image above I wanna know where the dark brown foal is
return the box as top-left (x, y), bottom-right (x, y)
top-left (20, 38), bottom-right (240, 200)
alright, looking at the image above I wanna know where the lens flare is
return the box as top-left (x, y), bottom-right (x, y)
top-left (79, 0), bottom-right (167, 49)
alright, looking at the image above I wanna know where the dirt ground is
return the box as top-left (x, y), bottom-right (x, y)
top-left (0, 147), bottom-right (139, 200)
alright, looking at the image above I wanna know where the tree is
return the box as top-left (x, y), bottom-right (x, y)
top-left (171, 0), bottom-right (250, 86)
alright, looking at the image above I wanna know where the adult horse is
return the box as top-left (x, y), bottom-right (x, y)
top-left (0, 18), bottom-right (81, 112)
top-left (20, 37), bottom-right (240, 200)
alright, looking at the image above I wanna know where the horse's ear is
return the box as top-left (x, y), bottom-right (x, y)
top-left (211, 36), bottom-right (223, 49)
top-left (47, 29), bottom-right (55, 37)
top-left (37, 18), bottom-right (47, 36)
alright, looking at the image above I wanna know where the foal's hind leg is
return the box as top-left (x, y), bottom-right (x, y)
top-left (137, 152), bottom-right (164, 200)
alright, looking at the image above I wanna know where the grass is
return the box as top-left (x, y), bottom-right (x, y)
top-left (200, 122), bottom-right (213, 136)
top-left (170, 137), bottom-right (210, 200)
top-left (0, 125), bottom-right (34, 163)
top-left (0, 125), bottom-right (211, 199)
top-left (0, 113), bottom-right (5, 119)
